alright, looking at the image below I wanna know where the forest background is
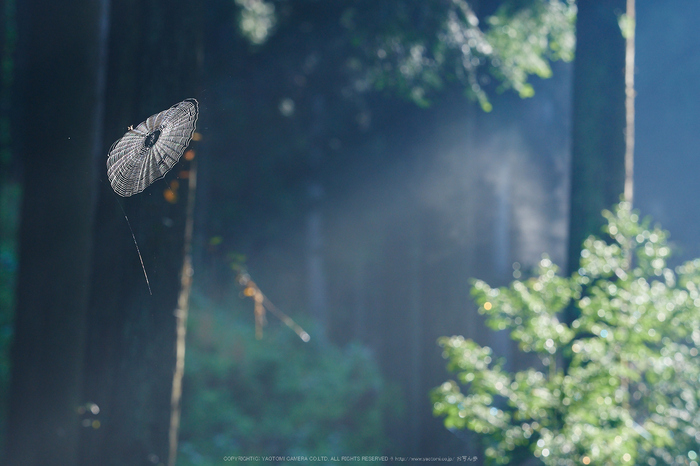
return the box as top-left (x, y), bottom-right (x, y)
top-left (1, 0), bottom-right (700, 465)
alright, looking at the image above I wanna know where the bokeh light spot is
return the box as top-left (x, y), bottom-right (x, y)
top-left (163, 189), bottom-right (177, 203)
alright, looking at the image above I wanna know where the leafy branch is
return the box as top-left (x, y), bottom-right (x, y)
top-left (433, 202), bottom-right (700, 465)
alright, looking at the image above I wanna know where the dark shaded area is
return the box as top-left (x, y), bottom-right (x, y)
top-left (5, 0), bottom-right (104, 463)
top-left (5, 0), bottom-right (202, 464)
top-left (145, 130), bottom-right (162, 148)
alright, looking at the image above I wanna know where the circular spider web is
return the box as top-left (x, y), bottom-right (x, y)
top-left (107, 98), bottom-right (199, 197)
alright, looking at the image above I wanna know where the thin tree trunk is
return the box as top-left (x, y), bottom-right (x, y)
top-left (168, 158), bottom-right (197, 466)
top-left (623, 0), bottom-right (635, 204)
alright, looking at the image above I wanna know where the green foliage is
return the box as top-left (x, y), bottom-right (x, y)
top-left (618, 13), bottom-right (635, 40)
top-left (432, 202), bottom-right (700, 465)
top-left (179, 295), bottom-right (399, 466)
top-left (233, 1), bottom-right (575, 111)
top-left (234, 0), bottom-right (277, 45)
top-left (485, 0), bottom-right (575, 99)
top-left (344, 0), bottom-right (575, 110)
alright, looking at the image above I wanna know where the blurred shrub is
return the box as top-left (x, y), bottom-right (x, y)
top-left (179, 296), bottom-right (399, 466)
top-left (432, 202), bottom-right (700, 465)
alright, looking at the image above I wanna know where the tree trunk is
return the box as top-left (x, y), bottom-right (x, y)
top-left (566, 0), bottom-right (627, 277)
top-left (79, 0), bottom-right (201, 464)
top-left (5, 0), bottom-right (108, 464)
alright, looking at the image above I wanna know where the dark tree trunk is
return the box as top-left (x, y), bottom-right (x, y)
top-left (5, 0), bottom-right (108, 464)
top-left (567, 1), bottom-right (627, 277)
top-left (79, 0), bottom-right (201, 464)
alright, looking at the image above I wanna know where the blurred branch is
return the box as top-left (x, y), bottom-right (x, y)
top-left (236, 271), bottom-right (310, 342)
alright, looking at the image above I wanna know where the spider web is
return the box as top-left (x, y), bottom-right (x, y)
top-left (107, 98), bottom-right (199, 197)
